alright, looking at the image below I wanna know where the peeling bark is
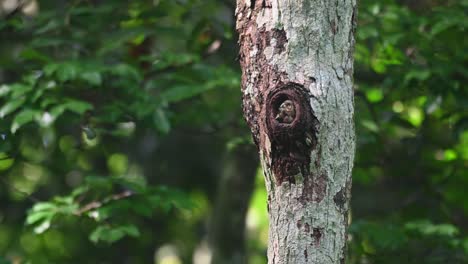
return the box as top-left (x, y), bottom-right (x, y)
top-left (236, 0), bottom-right (357, 263)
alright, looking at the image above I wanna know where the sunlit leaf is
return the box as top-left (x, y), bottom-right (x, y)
top-left (26, 211), bottom-right (55, 225)
top-left (0, 97), bottom-right (26, 118)
top-left (0, 157), bottom-right (14, 171)
top-left (89, 224), bottom-right (140, 244)
top-left (443, 149), bottom-right (457, 161)
top-left (153, 108), bottom-right (170, 134)
top-left (33, 220), bottom-right (52, 234)
top-left (406, 107), bottom-right (423, 127)
top-left (0, 85), bottom-right (10, 97)
top-left (11, 109), bottom-right (39, 133)
top-left (361, 119), bottom-right (379, 132)
top-left (81, 72), bottom-right (102, 86)
top-left (405, 220), bottom-right (459, 237)
top-left (62, 100), bottom-right (93, 114)
top-left (366, 88), bottom-right (384, 103)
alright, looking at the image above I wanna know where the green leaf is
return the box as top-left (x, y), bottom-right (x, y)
top-left (404, 70), bottom-right (431, 85)
top-left (53, 196), bottom-right (74, 205)
top-left (35, 20), bottom-right (60, 34)
top-left (0, 156), bottom-right (14, 171)
top-left (89, 224), bottom-right (140, 244)
top-left (120, 225), bottom-right (140, 237)
top-left (443, 149), bottom-right (458, 161)
top-left (71, 186), bottom-right (88, 198)
top-left (109, 64), bottom-right (142, 82)
top-left (153, 108), bottom-right (170, 134)
top-left (0, 97), bottom-right (26, 118)
top-left (48, 105), bottom-right (66, 121)
top-left (10, 83), bottom-right (33, 98)
top-left (26, 211), bottom-right (55, 225)
top-left (56, 63), bottom-right (79, 82)
top-left (62, 100), bottom-right (93, 114)
top-left (361, 119), bottom-right (379, 133)
top-left (85, 176), bottom-right (113, 191)
top-left (81, 72), bottom-right (102, 86)
top-left (44, 63), bottom-right (59, 76)
top-left (366, 88), bottom-right (384, 103)
top-left (31, 202), bottom-right (57, 212)
top-left (430, 18), bottom-right (459, 37)
top-left (405, 220), bottom-right (459, 237)
top-left (11, 109), bottom-right (39, 133)
top-left (31, 87), bottom-right (46, 103)
top-left (20, 48), bottom-right (51, 62)
top-left (40, 97), bottom-right (59, 108)
top-left (33, 219), bottom-right (52, 234)
top-left (406, 107), bottom-right (423, 127)
top-left (0, 84), bottom-right (10, 97)
top-left (151, 52), bottom-right (200, 71)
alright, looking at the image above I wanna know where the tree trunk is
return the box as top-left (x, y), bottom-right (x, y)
top-left (235, 0), bottom-right (357, 263)
top-left (209, 144), bottom-right (258, 264)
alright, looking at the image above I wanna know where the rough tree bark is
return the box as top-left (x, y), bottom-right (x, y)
top-left (236, 0), bottom-right (357, 263)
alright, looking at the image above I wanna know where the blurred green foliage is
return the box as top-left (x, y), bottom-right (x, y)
top-left (0, 0), bottom-right (467, 263)
top-left (1, 0), bottom-right (241, 263)
top-left (351, 0), bottom-right (468, 263)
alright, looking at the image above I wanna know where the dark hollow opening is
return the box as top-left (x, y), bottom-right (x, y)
top-left (272, 94), bottom-right (291, 116)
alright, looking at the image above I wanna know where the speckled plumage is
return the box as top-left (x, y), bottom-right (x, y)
top-left (275, 100), bottom-right (295, 123)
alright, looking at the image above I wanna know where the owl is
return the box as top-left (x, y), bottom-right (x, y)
top-left (275, 100), bottom-right (295, 123)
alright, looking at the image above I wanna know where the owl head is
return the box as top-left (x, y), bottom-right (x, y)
top-left (276, 100), bottom-right (296, 123)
